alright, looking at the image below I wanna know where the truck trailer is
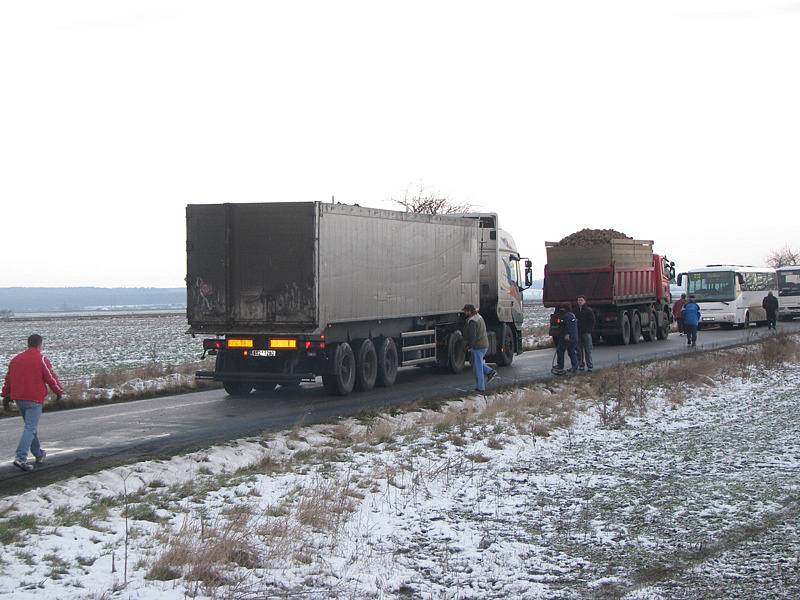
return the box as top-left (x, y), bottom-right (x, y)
top-left (187, 202), bottom-right (531, 396)
top-left (543, 238), bottom-right (675, 345)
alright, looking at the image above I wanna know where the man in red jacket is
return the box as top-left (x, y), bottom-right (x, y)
top-left (1, 334), bottom-right (63, 472)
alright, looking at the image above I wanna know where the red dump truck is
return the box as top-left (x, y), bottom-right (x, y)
top-left (543, 238), bottom-right (676, 345)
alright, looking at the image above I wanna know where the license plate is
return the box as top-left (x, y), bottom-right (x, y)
top-left (251, 350), bottom-right (276, 357)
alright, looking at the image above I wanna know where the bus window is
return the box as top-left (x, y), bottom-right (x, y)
top-left (687, 271), bottom-right (736, 302)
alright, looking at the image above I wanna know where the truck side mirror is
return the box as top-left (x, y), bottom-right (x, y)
top-left (522, 259), bottom-right (533, 289)
top-left (736, 273), bottom-right (744, 286)
top-left (677, 273), bottom-right (684, 286)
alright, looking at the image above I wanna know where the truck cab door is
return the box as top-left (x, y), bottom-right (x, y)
top-left (499, 252), bottom-right (525, 328)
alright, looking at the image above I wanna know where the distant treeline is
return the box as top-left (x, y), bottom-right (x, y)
top-left (0, 287), bottom-right (186, 312)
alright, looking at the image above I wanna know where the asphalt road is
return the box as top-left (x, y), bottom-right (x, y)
top-left (1, 322), bottom-right (797, 497)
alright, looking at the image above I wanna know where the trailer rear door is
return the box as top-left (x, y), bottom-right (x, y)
top-left (187, 203), bottom-right (317, 329)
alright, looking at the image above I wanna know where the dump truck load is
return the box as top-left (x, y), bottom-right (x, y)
top-left (556, 228), bottom-right (632, 247)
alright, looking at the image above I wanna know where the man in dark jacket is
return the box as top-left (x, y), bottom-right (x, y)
top-left (553, 304), bottom-right (579, 374)
top-left (575, 295), bottom-right (595, 372)
top-left (672, 293), bottom-right (687, 335)
top-left (463, 304), bottom-right (497, 392)
top-left (2, 334), bottom-right (63, 472)
top-left (762, 291), bottom-right (779, 330)
top-left (681, 296), bottom-right (701, 347)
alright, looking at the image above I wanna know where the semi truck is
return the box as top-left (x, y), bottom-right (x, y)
top-left (186, 202), bottom-right (532, 396)
top-left (543, 238), bottom-right (675, 345)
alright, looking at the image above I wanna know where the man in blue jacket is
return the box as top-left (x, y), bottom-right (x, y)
top-left (553, 304), bottom-right (579, 374)
top-left (681, 295), bottom-right (701, 347)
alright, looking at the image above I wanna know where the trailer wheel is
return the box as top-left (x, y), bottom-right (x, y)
top-left (375, 337), bottom-right (399, 387)
top-left (620, 312), bottom-right (632, 345)
top-left (656, 311), bottom-right (670, 340)
top-left (445, 330), bottom-right (467, 373)
top-left (223, 381), bottom-right (253, 396)
top-left (353, 339), bottom-right (378, 392)
top-left (642, 311), bottom-right (657, 342)
top-left (322, 342), bottom-right (356, 396)
top-left (495, 324), bottom-right (515, 367)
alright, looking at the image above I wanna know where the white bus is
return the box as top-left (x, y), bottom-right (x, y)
top-left (677, 265), bottom-right (778, 328)
top-left (777, 265), bottom-right (800, 321)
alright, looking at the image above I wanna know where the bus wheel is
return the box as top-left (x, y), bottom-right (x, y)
top-left (620, 312), bottom-right (632, 345)
top-left (375, 337), bottom-right (399, 387)
top-left (322, 342), bottom-right (356, 396)
top-left (495, 324), bottom-right (515, 367)
top-left (353, 339), bottom-right (378, 392)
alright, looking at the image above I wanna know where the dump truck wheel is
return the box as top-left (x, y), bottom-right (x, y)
top-left (223, 381), bottom-right (253, 396)
top-left (445, 330), bottom-right (467, 373)
top-left (642, 311), bottom-right (657, 342)
top-left (375, 337), bottom-right (398, 387)
top-left (353, 339), bottom-right (378, 392)
top-left (322, 342), bottom-right (356, 396)
top-left (630, 312), bottom-right (642, 344)
top-left (495, 324), bottom-right (514, 367)
top-left (656, 310), bottom-right (669, 340)
top-left (620, 312), bottom-right (632, 345)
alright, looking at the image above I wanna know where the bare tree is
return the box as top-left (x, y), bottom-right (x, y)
top-left (765, 245), bottom-right (800, 268)
top-left (393, 186), bottom-right (471, 215)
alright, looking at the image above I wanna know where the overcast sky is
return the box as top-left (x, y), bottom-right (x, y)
top-left (1, 1), bottom-right (798, 287)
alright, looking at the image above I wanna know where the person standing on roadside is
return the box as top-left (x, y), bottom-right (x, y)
top-left (462, 304), bottom-right (497, 393)
top-left (1, 334), bottom-right (63, 472)
top-left (575, 295), bottom-right (595, 372)
top-left (553, 304), bottom-right (579, 374)
top-left (762, 291), bottom-right (779, 330)
top-left (673, 293), bottom-right (687, 335)
top-left (681, 295), bottom-right (701, 348)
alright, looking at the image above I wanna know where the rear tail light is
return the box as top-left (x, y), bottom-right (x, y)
top-left (304, 340), bottom-right (325, 350)
top-left (203, 339), bottom-right (224, 350)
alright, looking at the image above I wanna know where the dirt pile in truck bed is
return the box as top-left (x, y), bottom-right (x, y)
top-left (557, 229), bottom-right (632, 247)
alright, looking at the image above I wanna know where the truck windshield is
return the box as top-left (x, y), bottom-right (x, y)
top-left (687, 271), bottom-right (736, 302)
top-left (779, 269), bottom-right (800, 296)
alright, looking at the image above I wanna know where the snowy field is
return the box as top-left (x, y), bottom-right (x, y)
top-left (0, 313), bottom-right (203, 383)
top-left (1, 339), bottom-right (798, 599)
top-left (0, 305), bottom-right (552, 384)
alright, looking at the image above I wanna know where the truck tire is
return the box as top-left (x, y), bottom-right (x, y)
top-left (375, 336), bottom-right (399, 388)
top-left (656, 311), bottom-right (669, 340)
top-left (495, 324), bottom-right (514, 367)
top-left (353, 339), bottom-right (378, 392)
top-left (322, 342), bottom-right (356, 396)
top-left (630, 312), bottom-right (641, 344)
top-left (445, 330), bottom-right (467, 373)
top-left (223, 381), bottom-right (253, 396)
top-left (642, 310), bottom-right (657, 342)
top-left (620, 312), bottom-right (632, 345)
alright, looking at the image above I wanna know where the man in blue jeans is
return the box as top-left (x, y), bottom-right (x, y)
top-left (463, 304), bottom-right (497, 392)
top-left (681, 295), bottom-right (702, 347)
top-left (2, 334), bottom-right (63, 472)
